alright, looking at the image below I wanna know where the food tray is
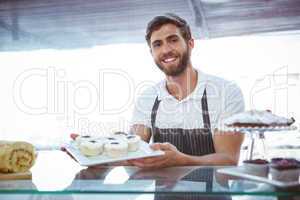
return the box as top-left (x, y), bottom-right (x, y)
top-left (65, 141), bottom-right (164, 166)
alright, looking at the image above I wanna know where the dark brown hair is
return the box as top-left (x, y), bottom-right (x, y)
top-left (145, 13), bottom-right (192, 46)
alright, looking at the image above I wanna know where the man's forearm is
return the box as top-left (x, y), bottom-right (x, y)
top-left (179, 152), bottom-right (238, 166)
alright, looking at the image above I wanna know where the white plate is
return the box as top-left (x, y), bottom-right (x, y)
top-left (217, 167), bottom-right (300, 188)
top-left (65, 141), bottom-right (164, 166)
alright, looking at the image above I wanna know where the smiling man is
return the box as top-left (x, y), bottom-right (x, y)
top-left (129, 13), bottom-right (245, 169)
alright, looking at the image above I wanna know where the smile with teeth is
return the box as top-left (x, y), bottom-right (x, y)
top-left (162, 57), bottom-right (177, 63)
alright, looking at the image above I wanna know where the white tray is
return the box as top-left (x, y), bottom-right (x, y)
top-left (217, 166), bottom-right (300, 188)
top-left (65, 141), bottom-right (164, 166)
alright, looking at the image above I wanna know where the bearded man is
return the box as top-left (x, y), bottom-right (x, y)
top-left (129, 13), bottom-right (245, 169)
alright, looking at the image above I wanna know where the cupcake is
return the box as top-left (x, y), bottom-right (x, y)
top-left (113, 131), bottom-right (128, 139)
top-left (125, 135), bottom-right (141, 152)
top-left (104, 140), bottom-right (128, 158)
top-left (104, 136), bottom-right (119, 143)
top-left (270, 158), bottom-right (300, 182)
top-left (78, 139), bottom-right (104, 156)
top-left (243, 159), bottom-right (269, 177)
top-left (75, 135), bottom-right (94, 146)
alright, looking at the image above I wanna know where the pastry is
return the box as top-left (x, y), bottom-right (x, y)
top-left (243, 159), bottom-right (269, 177)
top-left (78, 139), bottom-right (104, 157)
top-left (75, 135), bottom-right (95, 146)
top-left (0, 141), bottom-right (36, 173)
top-left (125, 135), bottom-right (141, 152)
top-left (104, 140), bottom-right (128, 158)
top-left (224, 110), bottom-right (295, 127)
top-left (104, 136), bottom-right (119, 143)
top-left (270, 158), bottom-right (300, 182)
top-left (113, 131), bottom-right (128, 140)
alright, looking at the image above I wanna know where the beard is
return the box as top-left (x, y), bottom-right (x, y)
top-left (155, 48), bottom-right (190, 77)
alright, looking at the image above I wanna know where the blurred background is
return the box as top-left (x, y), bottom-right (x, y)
top-left (0, 0), bottom-right (299, 159)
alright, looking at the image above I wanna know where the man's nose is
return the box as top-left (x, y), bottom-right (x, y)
top-left (161, 43), bottom-right (173, 54)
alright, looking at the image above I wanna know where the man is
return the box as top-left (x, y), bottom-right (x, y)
top-left (129, 13), bottom-right (245, 169)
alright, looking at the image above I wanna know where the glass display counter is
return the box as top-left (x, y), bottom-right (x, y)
top-left (0, 150), bottom-right (299, 200)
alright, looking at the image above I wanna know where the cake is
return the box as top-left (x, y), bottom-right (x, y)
top-left (224, 110), bottom-right (295, 127)
top-left (125, 135), bottom-right (141, 152)
top-left (0, 141), bottom-right (36, 173)
top-left (78, 139), bottom-right (104, 157)
top-left (243, 159), bottom-right (269, 177)
top-left (270, 158), bottom-right (300, 182)
top-left (75, 135), bottom-right (95, 146)
top-left (104, 140), bottom-right (128, 158)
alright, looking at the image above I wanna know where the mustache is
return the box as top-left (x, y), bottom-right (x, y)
top-left (160, 52), bottom-right (178, 60)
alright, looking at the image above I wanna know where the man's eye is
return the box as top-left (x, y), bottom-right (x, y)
top-left (153, 43), bottom-right (161, 48)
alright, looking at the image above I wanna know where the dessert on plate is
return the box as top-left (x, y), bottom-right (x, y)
top-left (104, 140), bottom-right (129, 158)
top-left (243, 159), bottom-right (269, 177)
top-left (72, 133), bottom-right (141, 158)
top-left (224, 110), bottom-right (295, 127)
top-left (125, 135), bottom-right (141, 152)
top-left (113, 131), bottom-right (128, 139)
top-left (78, 139), bottom-right (105, 157)
top-left (75, 135), bottom-right (97, 145)
top-left (270, 158), bottom-right (300, 182)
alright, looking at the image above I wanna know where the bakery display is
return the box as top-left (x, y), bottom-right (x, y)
top-left (240, 157), bottom-right (300, 182)
top-left (0, 141), bottom-right (36, 173)
top-left (224, 110), bottom-right (295, 127)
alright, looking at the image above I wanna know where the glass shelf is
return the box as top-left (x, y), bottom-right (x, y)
top-left (0, 150), bottom-right (299, 198)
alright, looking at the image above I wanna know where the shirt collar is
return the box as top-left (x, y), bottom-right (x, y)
top-left (156, 69), bottom-right (207, 101)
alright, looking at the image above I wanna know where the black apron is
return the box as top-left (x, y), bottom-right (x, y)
top-left (151, 88), bottom-right (216, 156)
top-left (151, 89), bottom-right (231, 200)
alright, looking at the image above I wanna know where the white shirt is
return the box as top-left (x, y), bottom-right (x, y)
top-left (130, 70), bottom-right (245, 132)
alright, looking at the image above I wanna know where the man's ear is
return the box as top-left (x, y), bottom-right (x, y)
top-left (188, 38), bottom-right (194, 49)
top-left (149, 48), bottom-right (153, 56)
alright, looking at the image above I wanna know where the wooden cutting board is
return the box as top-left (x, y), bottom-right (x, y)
top-left (0, 171), bottom-right (32, 180)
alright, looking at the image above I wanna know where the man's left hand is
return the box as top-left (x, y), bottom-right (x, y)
top-left (128, 142), bottom-right (185, 169)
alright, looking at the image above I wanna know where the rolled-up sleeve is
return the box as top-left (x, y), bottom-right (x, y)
top-left (217, 82), bottom-right (245, 129)
top-left (130, 87), bottom-right (157, 129)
